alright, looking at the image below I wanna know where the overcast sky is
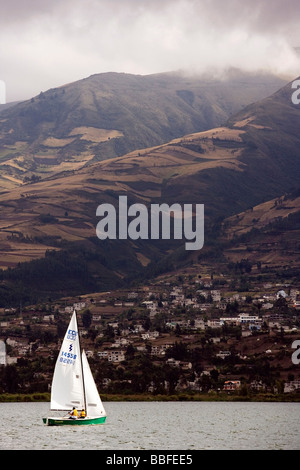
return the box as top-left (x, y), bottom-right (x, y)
top-left (1, 0), bottom-right (300, 102)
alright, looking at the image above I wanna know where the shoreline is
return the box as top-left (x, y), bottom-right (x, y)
top-left (1, 392), bottom-right (300, 403)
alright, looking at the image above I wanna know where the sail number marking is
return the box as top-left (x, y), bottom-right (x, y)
top-left (60, 350), bottom-right (77, 365)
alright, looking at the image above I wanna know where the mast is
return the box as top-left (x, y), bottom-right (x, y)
top-left (77, 310), bottom-right (87, 415)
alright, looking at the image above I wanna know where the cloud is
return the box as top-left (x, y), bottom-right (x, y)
top-left (0, 0), bottom-right (300, 101)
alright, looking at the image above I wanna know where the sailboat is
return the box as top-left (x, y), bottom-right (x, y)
top-left (43, 310), bottom-right (107, 426)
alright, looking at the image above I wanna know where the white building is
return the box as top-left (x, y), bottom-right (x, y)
top-left (238, 314), bottom-right (261, 323)
top-left (73, 301), bottom-right (86, 310)
top-left (220, 314), bottom-right (261, 325)
top-left (284, 380), bottom-right (300, 393)
top-left (97, 350), bottom-right (126, 362)
top-left (108, 350), bottom-right (125, 362)
top-left (216, 350), bottom-right (231, 359)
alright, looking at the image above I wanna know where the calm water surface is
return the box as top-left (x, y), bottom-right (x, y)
top-left (0, 401), bottom-right (299, 450)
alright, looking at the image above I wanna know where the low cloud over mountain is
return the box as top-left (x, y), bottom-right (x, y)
top-left (1, 0), bottom-right (300, 101)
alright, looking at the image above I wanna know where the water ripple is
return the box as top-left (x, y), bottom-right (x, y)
top-left (0, 401), bottom-right (299, 450)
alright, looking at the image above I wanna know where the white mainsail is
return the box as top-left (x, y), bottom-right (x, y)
top-left (50, 311), bottom-right (84, 411)
top-left (50, 311), bottom-right (106, 418)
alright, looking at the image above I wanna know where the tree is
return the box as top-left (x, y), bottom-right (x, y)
top-left (57, 319), bottom-right (68, 338)
top-left (82, 309), bottom-right (92, 328)
top-left (239, 382), bottom-right (249, 397)
top-left (104, 325), bottom-right (115, 340)
top-left (274, 296), bottom-right (289, 314)
top-left (165, 341), bottom-right (189, 361)
top-left (210, 369), bottom-right (219, 382)
top-left (165, 366), bottom-right (180, 394)
top-left (1, 364), bottom-right (20, 393)
top-left (142, 316), bottom-right (151, 331)
top-left (226, 300), bottom-right (239, 313)
top-left (198, 373), bottom-right (212, 392)
top-left (175, 323), bottom-right (182, 336)
top-left (125, 344), bottom-right (135, 360)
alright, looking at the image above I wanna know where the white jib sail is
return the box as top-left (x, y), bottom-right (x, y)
top-left (50, 311), bottom-right (84, 410)
top-left (82, 350), bottom-right (106, 418)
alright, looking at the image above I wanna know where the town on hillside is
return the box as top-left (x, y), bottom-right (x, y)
top-left (0, 264), bottom-right (300, 398)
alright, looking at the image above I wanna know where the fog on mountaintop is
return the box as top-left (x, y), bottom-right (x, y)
top-left (0, 0), bottom-right (300, 101)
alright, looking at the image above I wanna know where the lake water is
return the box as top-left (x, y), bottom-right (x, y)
top-left (0, 401), bottom-right (299, 450)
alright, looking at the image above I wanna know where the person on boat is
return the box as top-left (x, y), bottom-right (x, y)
top-left (69, 407), bottom-right (78, 419)
top-left (80, 408), bottom-right (86, 419)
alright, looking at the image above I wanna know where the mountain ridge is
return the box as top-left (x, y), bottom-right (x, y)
top-left (0, 75), bottom-right (299, 303)
top-left (0, 70), bottom-right (287, 190)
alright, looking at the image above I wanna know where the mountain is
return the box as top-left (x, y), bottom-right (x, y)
top-left (0, 76), bottom-right (299, 305)
top-left (222, 187), bottom-right (300, 271)
top-left (0, 70), bottom-right (286, 190)
top-left (0, 101), bottom-right (21, 113)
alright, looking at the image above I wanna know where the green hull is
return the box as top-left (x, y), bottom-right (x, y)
top-left (43, 416), bottom-right (106, 426)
